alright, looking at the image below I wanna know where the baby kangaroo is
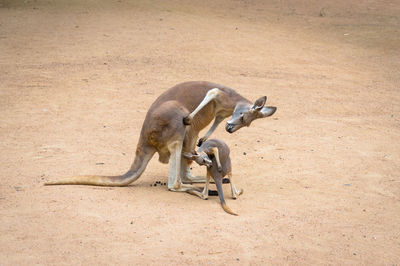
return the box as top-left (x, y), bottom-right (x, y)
top-left (183, 139), bottom-right (243, 216)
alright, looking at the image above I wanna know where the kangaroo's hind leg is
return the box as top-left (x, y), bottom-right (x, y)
top-left (181, 127), bottom-right (206, 183)
top-left (187, 172), bottom-right (211, 199)
top-left (168, 140), bottom-right (194, 192)
top-left (227, 171), bottom-right (243, 199)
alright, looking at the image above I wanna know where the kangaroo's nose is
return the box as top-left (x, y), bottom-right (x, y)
top-left (226, 123), bottom-right (233, 133)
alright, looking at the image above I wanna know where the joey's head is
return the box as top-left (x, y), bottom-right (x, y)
top-left (226, 96), bottom-right (277, 133)
top-left (182, 151), bottom-right (212, 168)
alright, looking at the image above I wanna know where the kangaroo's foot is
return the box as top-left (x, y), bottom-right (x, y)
top-left (182, 175), bottom-right (206, 183)
top-left (181, 168), bottom-right (206, 183)
top-left (168, 183), bottom-right (195, 192)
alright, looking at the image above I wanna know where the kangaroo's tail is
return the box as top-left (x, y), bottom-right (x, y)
top-left (215, 176), bottom-right (238, 216)
top-left (45, 145), bottom-right (156, 187)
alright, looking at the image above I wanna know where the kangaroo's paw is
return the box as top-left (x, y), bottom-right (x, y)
top-left (197, 137), bottom-right (205, 147)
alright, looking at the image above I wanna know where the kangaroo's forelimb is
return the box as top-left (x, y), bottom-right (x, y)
top-left (197, 116), bottom-right (224, 147)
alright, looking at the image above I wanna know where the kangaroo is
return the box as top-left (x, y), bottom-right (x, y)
top-left (183, 139), bottom-right (242, 216)
top-left (45, 81), bottom-right (276, 191)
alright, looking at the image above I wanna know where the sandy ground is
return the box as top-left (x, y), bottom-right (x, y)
top-left (1, 0), bottom-right (399, 264)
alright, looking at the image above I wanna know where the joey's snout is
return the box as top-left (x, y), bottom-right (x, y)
top-left (203, 157), bottom-right (212, 168)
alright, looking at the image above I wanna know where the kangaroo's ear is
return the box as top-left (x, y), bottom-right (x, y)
top-left (252, 96), bottom-right (267, 111)
top-left (260, 106), bottom-right (277, 117)
top-left (182, 152), bottom-right (196, 160)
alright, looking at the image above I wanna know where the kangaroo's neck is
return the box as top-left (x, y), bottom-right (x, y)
top-left (218, 87), bottom-right (252, 112)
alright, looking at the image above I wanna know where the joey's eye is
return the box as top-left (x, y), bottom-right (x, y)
top-left (240, 114), bottom-right (244, 122)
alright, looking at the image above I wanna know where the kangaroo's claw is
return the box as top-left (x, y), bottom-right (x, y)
top-left (183, 116), bottom-right (191, 125)
top-left (197, 138), bottom-right (204, 147)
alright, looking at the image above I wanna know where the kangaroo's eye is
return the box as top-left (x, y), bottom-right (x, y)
top-left (240, 114), bottom-right (244, 122)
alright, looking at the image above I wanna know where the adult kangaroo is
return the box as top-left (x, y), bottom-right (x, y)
top-left (45, 81), bottom-right (277, 191)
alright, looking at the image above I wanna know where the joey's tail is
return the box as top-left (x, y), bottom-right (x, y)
top-left (214, 177), bottom-right (238, 216)
top-left (45, 143), bottom-right (156, 187)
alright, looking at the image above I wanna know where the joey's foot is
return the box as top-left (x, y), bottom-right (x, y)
top-left (222, 178), bottom-right (230, 184)
top-left (187, 189), bottom-right (209, 200)
top-left (210, 178), bottom-right (230, 184)
top-left (183, 116), bottom-right (192, 125)
top-left (232, 188), bottom-right (244, 199)
top-left (208, 190), bottom-right (218, 196)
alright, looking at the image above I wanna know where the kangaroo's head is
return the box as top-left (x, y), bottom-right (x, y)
top-left (226, 96), bottom-right (277, 133)
top-left (182, 151), bottom-right (212, 168)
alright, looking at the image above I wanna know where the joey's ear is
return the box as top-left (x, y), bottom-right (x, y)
top-left (182, 152), bottom-right (196, 160)
top-left (260, 106), bottom-right (277, 117)
top-left (252, 96), bottom-right (267, 111)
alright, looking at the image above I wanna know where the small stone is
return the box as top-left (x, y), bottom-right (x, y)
top-left (319, 8), bottom-right (326, 17)
top-left (243, 152), bottom-right (247, 155)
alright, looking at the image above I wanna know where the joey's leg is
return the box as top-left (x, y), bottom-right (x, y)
top-left (197, 116), bottom-right (224, 147)
top-left (210, 147), bottom-right (222, 172)
top-left (187, 172), bottom-right (210, 199)
top-left (227, 171), bottom-right (243, 199)
top-left (168, 141), bottom-right (194, 192)
top-left (201, 173), bottom-right (211, 199)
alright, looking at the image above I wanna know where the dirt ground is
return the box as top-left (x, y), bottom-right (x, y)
top-left (0, 0), bottom-right (399, 264)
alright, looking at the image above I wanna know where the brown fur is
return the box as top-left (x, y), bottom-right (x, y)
top-left (183, 139), bottom-right (243, 215)
top-left (45, 81), bottom-right (275, 190)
